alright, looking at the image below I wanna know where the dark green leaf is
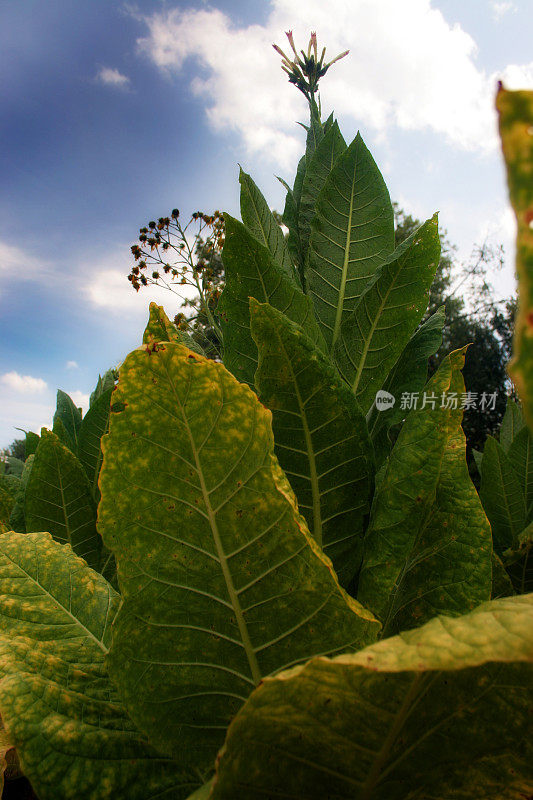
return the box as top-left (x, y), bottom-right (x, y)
top-left (307, 132), bottom-right (395, 353)
top-left (53, 390), bottom-right (82, 450)
top-left (358, 349), bottom-right (492, 635)
top-left (473, 448), bottom-right (483, 473)
top-left (239, 168), bottom-right (298, 285)
top-left (335, 215), bottom-right (441, 412)
top-left (500, 396), bottom-right (524, 451)
top-left (368, 306), bottom-right (445, 467)
top-left (298, 121), bottom-right (346, 269)
top-left (8, 454), bottom-right (34, 533)
top-left (480, 435), bottom-right (527, 553)
top-left (25, 430), bottom-right (101, 570)
top-left (77, 387), bottom-right (113, 503)
top-left (507, 426), bottom-right (533, 514)
top-left (251, 299), bottom-right (374, 586)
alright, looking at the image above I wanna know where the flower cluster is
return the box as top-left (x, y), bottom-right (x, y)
top-left (128, 209), bottom-right (224, 291)
top-left (128, 209), bottom-right (225, 348)
top-left (273, 31), bottom-right (349, 100)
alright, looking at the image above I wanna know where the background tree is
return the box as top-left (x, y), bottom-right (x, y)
top-left (394, 204), bottom-right (515, 459)
top-left (1, 438), bottom-right (25, 464)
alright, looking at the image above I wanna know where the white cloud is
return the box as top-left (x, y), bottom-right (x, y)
top-left (1, 372), bottom-right (47, 394)
top-left (0, 399), bottom-right (54, 448)
top-left (68, 391), bottom-right (90, 413)
top-left (66, 360), bottom-right (79, 370)
top-left (0, 239), bottom-right (49, 284)
top-left (499, 62), bottom-right (533, 90)
top-left (84, 247), bottom-right (197, 318)
top-left (134, 0), bottom-right (533, 168)
top-left (96, 67), bottom-right (131, 89)
top-left (491, 1), bottom-right (516, 21)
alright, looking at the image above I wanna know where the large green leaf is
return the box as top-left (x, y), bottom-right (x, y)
top-left (298, 121), bottom-right (347, 269)
top-left (497, 87), bottom-right (533, 430)
top-left (500, 397), bottom-right (525, 451)
top-left (98, 341), bottom-right (379, 770)
top-left (25, 430), bottom-right (101, 570)
top-left (53, 390), bottom-right (83, 450)
top-left (77, 387), bottom-right (113, 504)
top-left (358, 349), bottom-right (492, 635)
top-left (368, 306), bottom-right (446, 467)
top-left (480, 435), bottom-right (527, 553)
top-left (334, 215), bottom-right (441, 412)
top-left (0, 531), bottom-right (197, 800)
top-left (219, 215), bottom-right (325, 386)
top-left (250, 299), bottom-right (374, 586)
top-left (211, 594), bottom-right (533, 800)
top-left (239, 168), bottom-right (298, 285)
top-left (507, 425), bottom-right (533, 514)
top-left (307, 132), bottom-right (395, 353)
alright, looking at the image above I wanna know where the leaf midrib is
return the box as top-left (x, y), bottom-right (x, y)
top-left (359, 673), bottom-right (423, 800)
top-left (54, 444), bottom-right (73, 546)
top-left (277, 333), bottom-right (322, 547)
top-left (246, 184), bottom-right (271, 252)
top-left (331, 165), bottom-right (356, 352)
top-left (349, 258), bottom-right (404, 397)
top-left (167, 359), bottom-right (262, 687)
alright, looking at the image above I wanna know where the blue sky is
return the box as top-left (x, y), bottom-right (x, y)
top-left (1, 0), bottom-right (532, 447)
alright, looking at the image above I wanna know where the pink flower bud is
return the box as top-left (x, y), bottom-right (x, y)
top-left (310, 32), bottom-right (318, 61)
top-left (326, 49), bottom-right (349, 68)
top-left (285, 30), bottom-right (298, 57)
top-left (273, 43), bottom-right (290, 61)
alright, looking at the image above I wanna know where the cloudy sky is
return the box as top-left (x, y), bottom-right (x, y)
top-left (1, 0), bottom-right (532, 447)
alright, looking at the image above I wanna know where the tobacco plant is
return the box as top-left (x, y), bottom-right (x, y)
top-left (0, 35), bottom-right (532, 800)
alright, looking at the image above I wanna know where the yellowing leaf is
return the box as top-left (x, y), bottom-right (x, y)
top-left (98, 342), bottom-right (379, 771)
